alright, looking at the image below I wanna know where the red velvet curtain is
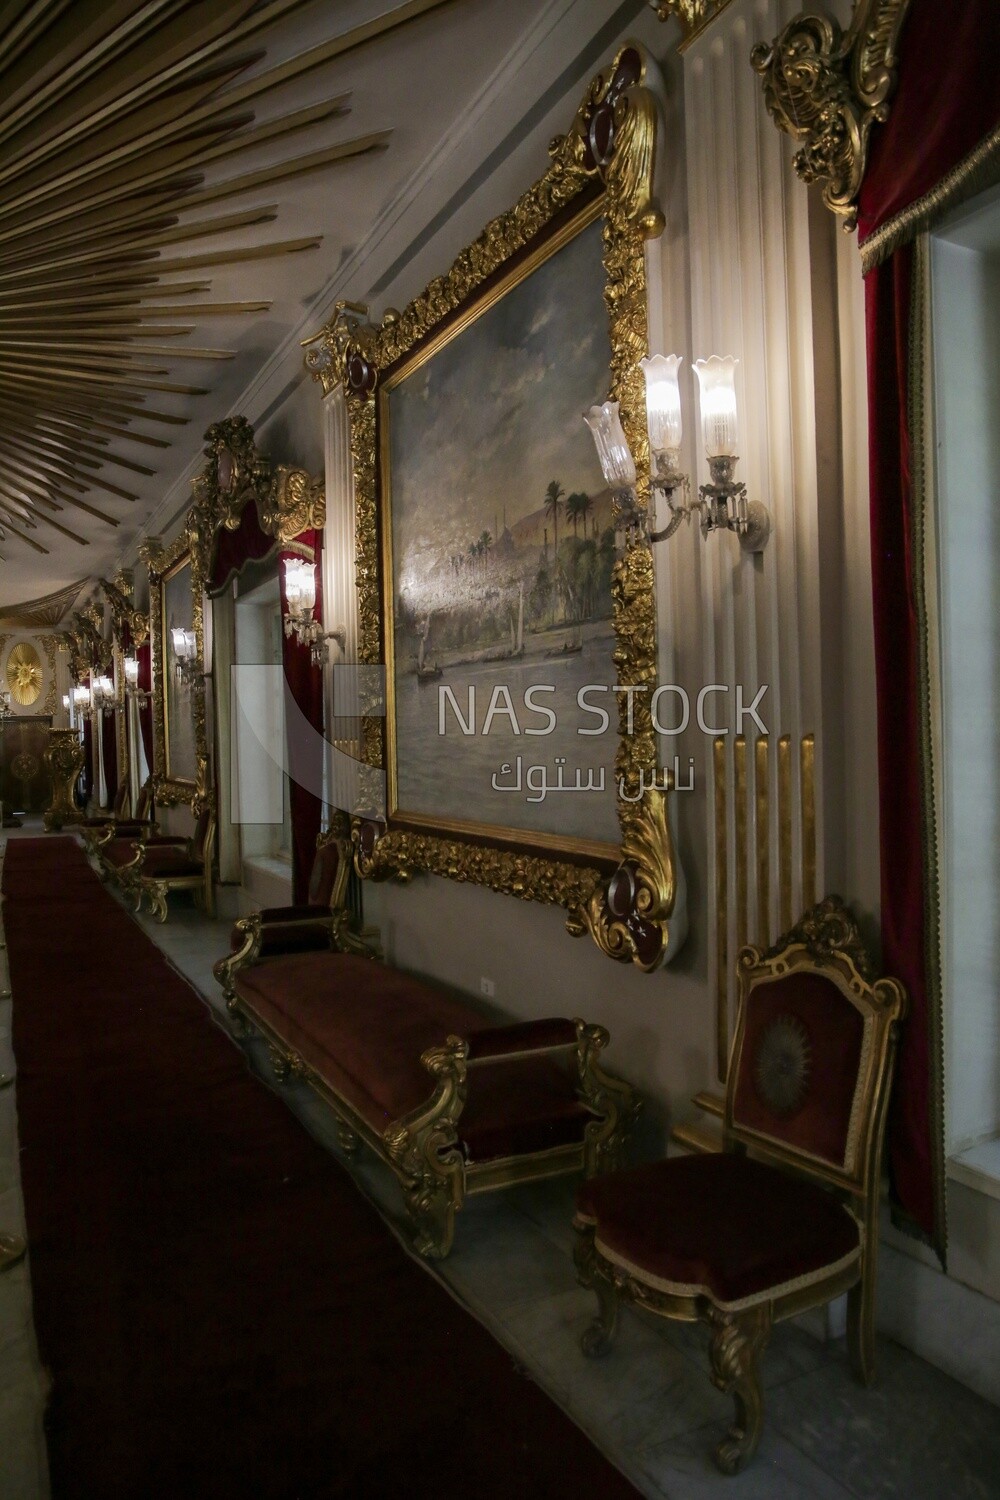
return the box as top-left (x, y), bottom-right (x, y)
top-left (857, 0), bottom-right (1000, 252)
top-left (137, 641), bottom-right (153, 776)
top-left (858, 0), bottom-right (1000, 1254)
top-left (207, 497), bottom-right (277, 595)
top-left (279, 532), bottom-right (324, 903)
top-left (100, 709), bottom-right (118, 809)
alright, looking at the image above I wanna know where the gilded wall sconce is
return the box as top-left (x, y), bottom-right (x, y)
top-left (282, 556), bottom-right (346, 668)
top-left (585, 353), bottom-right (771, 553)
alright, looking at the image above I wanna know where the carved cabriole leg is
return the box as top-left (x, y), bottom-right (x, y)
top-left (383, 1036), bottom-right (468, 1260)
top-left (706, 1302), bottom-right (772, 1475)
top-left (575, 1020), bottom-right (641, 1175)
top-left (574, 1221), bottom-right (621, 1356)
top-left (148, 882), bottom-right (169, 923)
top-left (848, 1208), bottom-right (879, 1386)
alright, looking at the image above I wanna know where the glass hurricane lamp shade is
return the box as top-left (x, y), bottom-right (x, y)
top-left (640, 354), bottom-right (683, 464)
top-left (693, 356), bottom-right (739, 459)
top-left (72, 685), bottom-right (90, 713)
top-left (283, 556), bottom-right (317, 619)
top-left (124, 656), bottom-right (140, 688)
top-left (583, 401), bottom-right (637, 491)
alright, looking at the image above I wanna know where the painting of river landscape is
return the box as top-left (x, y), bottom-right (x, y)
top-left (383, 213), bottom-right (621, 848)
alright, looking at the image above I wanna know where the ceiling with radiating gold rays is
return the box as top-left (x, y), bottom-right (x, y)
top-left (0, 0), bottom-right (543, 610)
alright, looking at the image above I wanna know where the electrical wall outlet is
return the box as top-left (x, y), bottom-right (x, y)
top-left (479, 976), bottom-right (495, 998)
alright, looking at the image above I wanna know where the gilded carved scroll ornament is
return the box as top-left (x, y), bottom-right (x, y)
top-left (647, 1), bottom-right (734, 41)
top-left (261, 466), bottom-right (326, 542)
top-left (751, 0), bottom-right (913, 230)
top-left (58, 602), bottom-right (111, 686)
top-left (186, 416), bottom-right (272, 578)
top-left (43, 728), bottom-right (86, 831)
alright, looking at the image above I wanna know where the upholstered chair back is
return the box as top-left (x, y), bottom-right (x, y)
top-left (308, 814), bottom-right (352, 911)
top-left (308, 840), bottom-right (340, 907)
top-left (135, 779), bottom-right (154, 822)
top-left (725, 899), bottom-right (907, 1196)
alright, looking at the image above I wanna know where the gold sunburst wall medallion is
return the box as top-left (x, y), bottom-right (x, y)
top-left (6, 642), bottom-right (43, 708)
top-left (754, 1014), bottom-right (812, 1116)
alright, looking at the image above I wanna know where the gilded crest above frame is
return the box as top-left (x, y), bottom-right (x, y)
top-left (140, 417), bottom-right (271, 807)
top-left (305, 42), bottom-right (682, 971)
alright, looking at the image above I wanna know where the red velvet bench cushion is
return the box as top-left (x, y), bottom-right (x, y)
top-left (575, 1153), bottom-right (860, 1312)
top-left (234, 950), bottom-right (591, 1162)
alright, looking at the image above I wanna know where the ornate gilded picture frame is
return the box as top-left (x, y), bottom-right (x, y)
top-left (100, 571), bottom-right (149, 789)
top-left (307, 42), bottom-right (681, 969)
top-left (142, 532), bottom-right (208, 806)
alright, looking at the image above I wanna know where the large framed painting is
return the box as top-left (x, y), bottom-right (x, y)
top-left (143, 531), bottom-right (208, 807)
top-left (307, 42), bottom-right (682, 970)
top-left (384, 199), bottom-right (624, 852)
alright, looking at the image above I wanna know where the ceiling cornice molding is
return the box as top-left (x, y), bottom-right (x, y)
top-left (0, 576), bottom-right (89, 628)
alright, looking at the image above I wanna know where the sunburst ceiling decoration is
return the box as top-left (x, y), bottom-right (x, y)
top-left (6, 641), bottom-right (43, 706)
top-left (0, 0), bottom-right (452, 567)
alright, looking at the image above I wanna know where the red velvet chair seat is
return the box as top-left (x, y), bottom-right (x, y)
top-left (576, 1153), bottom-right (860, 1311)
top-left (234, 950), bottom-right (589, 1161)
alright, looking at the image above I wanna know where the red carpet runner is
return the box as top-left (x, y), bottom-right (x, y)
top-left (4, 838), bottom-right (639, 1500)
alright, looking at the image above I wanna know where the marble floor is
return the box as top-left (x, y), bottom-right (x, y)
top-left (1, 823), bottom-right (999, 1500)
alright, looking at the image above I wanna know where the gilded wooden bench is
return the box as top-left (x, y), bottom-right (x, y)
top-left (214, 820), bottom-right (638, 1259)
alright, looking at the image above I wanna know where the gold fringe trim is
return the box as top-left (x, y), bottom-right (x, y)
top-left (593, 1234), bottom-right (862, 1313)
top-left (860, 123), bottom-right (1000, 273)
top-left (906, 235), bottom-right (948, 1268)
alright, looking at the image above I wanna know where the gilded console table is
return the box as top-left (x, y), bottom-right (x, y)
top-left (43, 728), bottom-right (86, 832)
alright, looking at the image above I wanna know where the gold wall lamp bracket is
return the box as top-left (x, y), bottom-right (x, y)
top-left (697, 456), bottom-right (771, 554)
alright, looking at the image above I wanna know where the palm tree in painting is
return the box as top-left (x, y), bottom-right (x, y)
top-left (544, 481), bottom-right (564, 624)
top-left (565, 491), bottom-right (591, 539)
top-left (478, 530), bottom-right (492, 571)
top-left (544, 481), bottom-right (564, 555)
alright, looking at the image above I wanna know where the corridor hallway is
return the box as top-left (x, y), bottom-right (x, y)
top-left (0, 827), bottom-right (997, 1499)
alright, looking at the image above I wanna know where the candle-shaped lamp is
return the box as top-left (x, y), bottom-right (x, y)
top-left (583, 401), bottom-right (637, 493)
top-left (640, 354), bottom-right (683, 467)
top-left (693, 356), bottom-right (739, 459)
